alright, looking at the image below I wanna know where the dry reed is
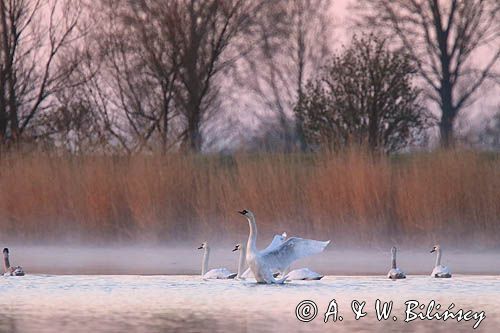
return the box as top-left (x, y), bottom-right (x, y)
top-left (0, 149), bottom-right (499, 247)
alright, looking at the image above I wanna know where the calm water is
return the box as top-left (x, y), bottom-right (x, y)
top-left (1, 275), bottom-right (499, 332)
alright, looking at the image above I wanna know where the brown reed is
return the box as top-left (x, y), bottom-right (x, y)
top-left (0, 149), bottom-right (499, 247)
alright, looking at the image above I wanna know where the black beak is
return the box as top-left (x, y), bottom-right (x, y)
top-left (232, 246), bottom-right (238, 252)
top-left (430, 249), bottom-right (436, 253)
top-left (2, 248), bottom-right (8, 254)
top-left (237, 210), bottom-right (245, 215)
top-left (198, 246), bottom-right (203, 249)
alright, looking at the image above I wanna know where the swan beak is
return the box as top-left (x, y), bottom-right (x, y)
top-left (430, 249), bottom-right (436, 253)
top-left (232, 247), bottom-right (238, 252)
top-left (197, 246), bottom-right (203, 249)
top-left (237, 210), bottom-right (245, 215)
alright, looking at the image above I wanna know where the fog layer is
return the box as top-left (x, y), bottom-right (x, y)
top-left (7, 245), bottom-right (500, 275)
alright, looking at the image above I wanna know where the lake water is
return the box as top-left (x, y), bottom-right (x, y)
top-left (1, 275), bottom-right (499, 332)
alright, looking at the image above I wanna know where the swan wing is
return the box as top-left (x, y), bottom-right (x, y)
top-left (260, 238), bottom-right (330, 272)
top-left (262, 234), bottom-right (287, 253)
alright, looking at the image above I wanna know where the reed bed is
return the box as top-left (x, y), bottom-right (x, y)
top-left (0, 150), bottom-right (499, 247)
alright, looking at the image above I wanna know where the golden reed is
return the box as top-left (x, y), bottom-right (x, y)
top-left (0, 149), bottom-right (499, 246)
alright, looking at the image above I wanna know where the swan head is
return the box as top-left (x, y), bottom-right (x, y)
top-left (237, 209), bottom-right (255, 220)
top-left (281, 232), bottom-right (287, 239)
top-left (3, 248), bottom-right (8, 256)
top-left (198, 242), bottom-right (208, 250)
top-left (232, 243), bottom-right (242, 252)
top-left (391, 246), bottom-right (397, 254)
top-left (430, 244), bottom-right (440, 253)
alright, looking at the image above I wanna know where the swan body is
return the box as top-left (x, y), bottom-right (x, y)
top-left (240, 232), bottom-right (287, 279)
top-left (285, 268), bottom-right (323, 281)
top-left (3, 248), bottom-right (25, 277)
top-left (387, 247), bottom-right (406, 279)
top-left (203, 268), bottom-right (236, 279)
top-left (388, 268), bottom-right (405, 279)
top-left (238, 209), bottom-right (330, 284)
top-left (198, 242), bottom-right (236, 279)
top-left (430, 245), bottom-right (451, 278)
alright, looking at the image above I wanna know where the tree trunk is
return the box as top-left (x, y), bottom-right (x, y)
top-left (439, 111), bottom-right (454, 148)
top-left (0, 74), bottom-right (7, 142)
top-left (439, 81), bottom-right (456, 148)
top-left (0, 0), bottom-right (19, 142)
top-left (186, 109), bottom-right (201, 152)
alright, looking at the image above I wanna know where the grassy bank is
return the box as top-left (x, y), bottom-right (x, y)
top-left (0, 150), bottom-right (499, 246)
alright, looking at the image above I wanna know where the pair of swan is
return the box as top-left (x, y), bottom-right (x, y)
top-left (198, 242), bottom-right (237, 279)
top-left (238, 209), bottom-right (329, 283)
top-left (198, 210), bottom-right (329, 283)
top-left (387, 245), bottom-right (451, 279)
top-left (3, 248), bottom-right (25, 277)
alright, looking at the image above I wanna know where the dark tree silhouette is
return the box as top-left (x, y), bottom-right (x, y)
top-left (0, 0), bottom-right (83, 145)
top-left (295, 35), bottom-right (429, 153)
top-left (355, 0), bottom-right (500, 147)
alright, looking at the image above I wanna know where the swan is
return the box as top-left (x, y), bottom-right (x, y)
top-left (3, 248), bottom-right (25, 277)
top-left (234, 243), bottom-right (281, 280)
top-left (284, 268), bottom-right (324, 281)
top-left (430, 245), bottom-right (452, 278)
top-left (232, 243), bottom-right (247, 279)
top-left (387, 246), bottom-right (406, 279)
top-left (198, 242), bottom-right (236, 279)
top-left (238, 209), bottom-right (330, 284)
top-left (240, 231), bottom-right (288, 279)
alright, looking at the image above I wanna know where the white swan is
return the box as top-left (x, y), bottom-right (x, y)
top-left (240, 231), bottom-right (288, 279)
top-left (198, 242), bottom-right (236, 279)
top-left (234, 243), bottom-right (282, 280)
top-left (238, 209), bottom-right (330, 284)
top-left (284, 268), bottom-right (324, 281)
top-left (387, 246), bottom-right (406, 279)
top-left (3, 248), bottom-right (25, 277)
top-left (430, 245), bottom-right (451, 278)
top-left (232, 243), bottom-right (247, 279)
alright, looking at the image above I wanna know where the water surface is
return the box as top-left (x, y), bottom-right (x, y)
top-left (1, 275), bottom-right (499, 332)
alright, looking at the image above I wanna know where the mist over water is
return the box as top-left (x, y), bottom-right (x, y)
top-left (6, 244), bottom-right (500, 275)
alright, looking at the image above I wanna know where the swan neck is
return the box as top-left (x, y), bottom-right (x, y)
top-left (246, 216), bottom-right (258, 252)
top-left (3, 252), bottom-right (9, 272)
top-left (435, 248), bottom-right (442, 267)
top-left (202, 246), bottom-right (210, 276)
top-left (237, 245), bottom-right (246, 278)
top-left (391, 251), bottom-right (397, 269)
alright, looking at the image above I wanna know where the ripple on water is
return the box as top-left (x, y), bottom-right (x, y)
top-left (0, 275), bottom-right (499, 333)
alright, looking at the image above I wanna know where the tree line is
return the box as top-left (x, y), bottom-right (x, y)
top-left (0, 0), bottom-right (498, 153)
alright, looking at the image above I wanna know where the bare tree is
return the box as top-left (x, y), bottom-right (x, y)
top-left (0, 0), bottom-right (83, 145)
top-left (237, 0), bottom-right (332, 151)
top-left (355, 0), bottom-right (500, 147)
top-left (142, 0), bottom-right (260, 152)
top-left (76, 0), bottom-right (260, 153)
top-left (295, 35), bottom-right (429, 153)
